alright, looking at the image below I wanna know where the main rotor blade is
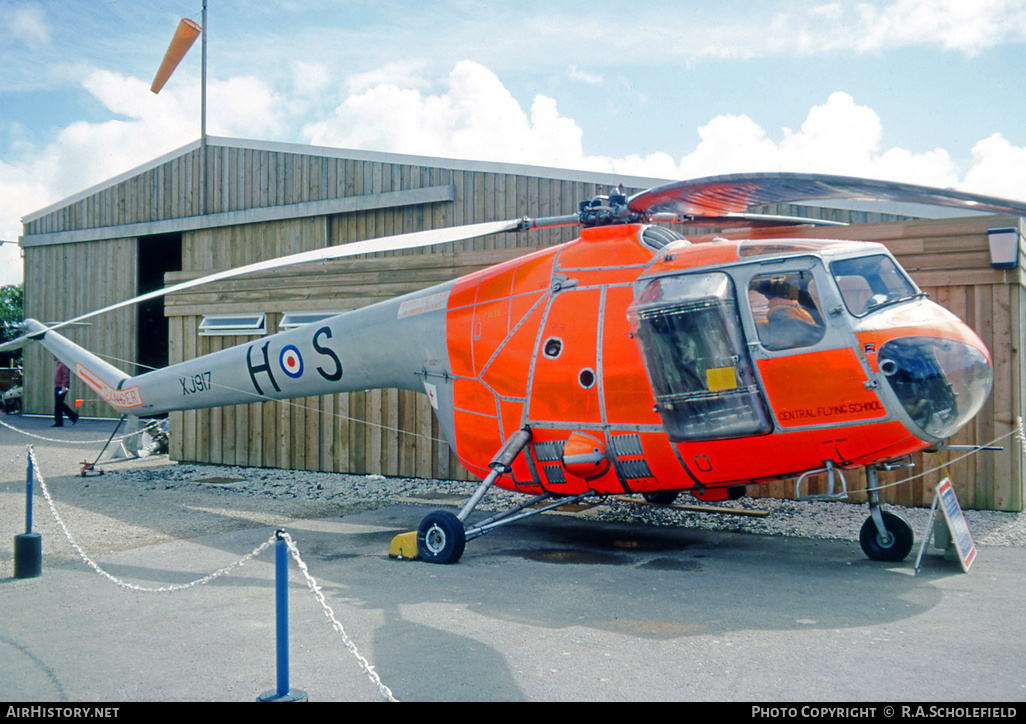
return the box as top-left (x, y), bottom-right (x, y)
top-left (0, 219), bottom-right (520, 352)
top-left (629, 172), bottom-right (1026, 219)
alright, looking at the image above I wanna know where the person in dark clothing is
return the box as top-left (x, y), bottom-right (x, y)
top-left (52, 356), bottom-right (79, 427)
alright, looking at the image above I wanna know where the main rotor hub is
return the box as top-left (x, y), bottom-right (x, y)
top-left (578, 186), bottom-right (643, 227)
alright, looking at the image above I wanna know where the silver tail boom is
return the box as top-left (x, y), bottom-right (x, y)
top-left (19, 280), bottom-right (456, 418)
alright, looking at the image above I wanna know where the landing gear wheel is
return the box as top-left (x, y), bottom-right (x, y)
top-left (417, 510), bottom-right (466, 564)
top-left (859, 511), bottom-right (914, 562)
top-left (642, 491), bottom-right (679, 505)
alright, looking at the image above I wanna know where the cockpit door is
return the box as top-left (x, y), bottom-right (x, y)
top-left (740, 257), bottom-right (888, 430)
top-left (628, 272), bottom-right (772, 442)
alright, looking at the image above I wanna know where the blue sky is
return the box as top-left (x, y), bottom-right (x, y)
top-left (2, 0), bottom-right (1026, 284)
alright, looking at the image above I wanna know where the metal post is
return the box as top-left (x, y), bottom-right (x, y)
top-left (25, 447), bottom-right (32, 534)
top-left (257, 530), bottom-right (306, 702)
top-left (200, 0), bottom-right (208, 215)
top-left (14, 446), bottom-right (42, 579)
top-left (275, 532), bottom-right (288, 696)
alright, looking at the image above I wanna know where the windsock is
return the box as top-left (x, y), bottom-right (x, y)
top-left (150, 18), bottom-right (202, 94)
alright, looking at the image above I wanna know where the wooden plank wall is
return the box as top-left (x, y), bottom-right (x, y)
top-left (20, 142), bottom-right (622, 481)
top-left (21, 237), bottom-right (138, 419)
top-left (22, 151), bottom-right (204, 235)
top-left (165, 245), bottom-right (555, 481)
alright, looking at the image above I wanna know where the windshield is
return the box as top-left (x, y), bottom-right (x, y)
top-left (830, 254), bottom-right (919, 317)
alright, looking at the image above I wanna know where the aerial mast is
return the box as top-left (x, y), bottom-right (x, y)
top-left (150, 1), bottom-right (207, 213)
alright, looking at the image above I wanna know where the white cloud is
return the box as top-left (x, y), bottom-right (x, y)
top-left (809, 2), bottom-right (845, 21)
top-left (0, 67), bottom-right (292, 285)
top-left (343, 61), bottom-right (430, 94)
top-left (676, 92), bottom-right (964, 188)
top-left (676, 114), bottom-right (782, 176)
top-left (857, 0), bottom-right (1026, 54)
top-left (292, 61), bottom-right (331, 97)
top-left (4, 2), bottom-right (50, 46)
top-left (21, 68), bottom-right (287, 194)
top-left (208, 76), bottom-right (288, 138)
top-left (43, 70), bottom-right (198, 196)
top-left (506, 1), bottom-right (1026, 66)
top-left (305, 68), bottom-right (980, 193)
top-left (963, 133), bottom-right (1026, 199)
top-left (0, 158), bottom-right (46, 285)
top-left (568, 66), bottom-right (603, 85)
top-left (625, 0), bottom-right (1026, 61)
top-left (305, 60), bottom-right (594, 167)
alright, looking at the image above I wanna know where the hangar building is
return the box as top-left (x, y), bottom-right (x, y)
top-left (17, 137), bottom-right (1026, 511)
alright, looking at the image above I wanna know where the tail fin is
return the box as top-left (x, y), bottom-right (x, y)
top-left (22, 319), bottom-right (141, 411)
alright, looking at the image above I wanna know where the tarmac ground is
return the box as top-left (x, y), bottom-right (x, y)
top-left (1, 417), bottom-right (1024, 703)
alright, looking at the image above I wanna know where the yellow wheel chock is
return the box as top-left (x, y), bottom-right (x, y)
top-left (389, 531), bottom-right (419, 560)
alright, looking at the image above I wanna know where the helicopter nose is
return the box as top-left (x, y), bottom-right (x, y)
top-left (876, 336), bottom-right (993, 441)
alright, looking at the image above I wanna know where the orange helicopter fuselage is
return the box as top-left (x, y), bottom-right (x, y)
top-left (443, 224), bottom-right (992, 500)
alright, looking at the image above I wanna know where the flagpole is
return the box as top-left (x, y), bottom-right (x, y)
top-left (149, 6), bottom-right (206, 212)
top-left (201, 0), bottom-right (208, 215)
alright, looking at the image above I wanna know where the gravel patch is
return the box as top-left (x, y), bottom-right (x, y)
top-left (2, 416), bottom-right (1024, 567)
top-left (58, 456), bottom-right (1026, 549)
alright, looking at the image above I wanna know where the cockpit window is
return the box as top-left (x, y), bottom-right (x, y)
top-left (748, 271), bottom-right (826, 351)
top-left (830, 255), bottom-right (919, 317)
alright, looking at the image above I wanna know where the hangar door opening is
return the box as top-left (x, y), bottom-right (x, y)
top-left (137, 233), bottom-right (182, 376)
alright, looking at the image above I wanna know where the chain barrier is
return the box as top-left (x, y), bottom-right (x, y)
top-left (280, 531), bottom-right (398, 702)
top-left (862, 426), bottom-right (1020, 494)
top-left (0, 416), bottom-right (148, 447)
top-left (22, 445), bottom-right (398, 702)
top-left (27, 448), bottom-right (277, 594)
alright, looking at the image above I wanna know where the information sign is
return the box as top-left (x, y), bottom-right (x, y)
top-left (935, 477), bottom-right (976, 572)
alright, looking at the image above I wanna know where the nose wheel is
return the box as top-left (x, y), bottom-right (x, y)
top-left (859, 466), bottom-right (914, 562)
top-left (859, 510), bottom-right (914, 561)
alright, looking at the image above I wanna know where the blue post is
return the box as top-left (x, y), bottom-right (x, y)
top-left (14, 446), bottom-right (42, 579)
top-left (258, 530), bottom-right (307, 702)
top-left (275, 531), bottom-right (289, 696)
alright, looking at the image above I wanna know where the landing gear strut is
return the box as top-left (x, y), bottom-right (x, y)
top-left (859, 466), bottom-right (914, 562)
top-left (415, 429), bottom-right (598, 563)
top-left (416, 429), bottom-right (533, 564)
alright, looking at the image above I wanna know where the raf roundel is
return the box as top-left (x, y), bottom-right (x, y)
top-left (279, 345), bottom-right (304, 378)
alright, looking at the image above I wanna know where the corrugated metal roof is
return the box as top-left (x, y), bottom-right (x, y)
top-left (22, 135), bottom-right (675, 225)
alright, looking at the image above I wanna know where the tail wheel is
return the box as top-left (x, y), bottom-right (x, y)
top-left (859, 511), bottom-right (914, 562)
top-left (417, 510), bottom-right (466, 564)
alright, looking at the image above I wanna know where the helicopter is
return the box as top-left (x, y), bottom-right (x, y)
top-left (5, 172), bottom-right (1021, 565)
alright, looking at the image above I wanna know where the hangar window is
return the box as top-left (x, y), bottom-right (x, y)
top-left (199, 313), bottom-right (267, 336)
top-left (279, 312), bottom-right (342, 331)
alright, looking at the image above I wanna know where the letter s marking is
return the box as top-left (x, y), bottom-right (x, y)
top-left (314, 326), bottom-right (343, 382)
